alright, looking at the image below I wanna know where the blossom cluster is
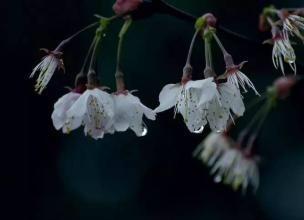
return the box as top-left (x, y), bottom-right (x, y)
top-left (29, 0), bottom-right (300, 194)
top-left (261, 6), bottom-right (304, 74)
top-left (29, 12), bottom-right (259, 139)
top-left (52, 87), bottom-right (156, 139)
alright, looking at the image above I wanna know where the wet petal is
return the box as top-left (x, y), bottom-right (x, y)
top-left (206, 97), bottom-right (230, 132)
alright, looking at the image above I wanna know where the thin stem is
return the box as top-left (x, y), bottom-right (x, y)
top-left (212, 32), bottom-right (228, 55)
top-left (115, 18), bottom-right (133, 91)
top-left (237, 103), bottom-right (269, 145)
top-left (217, 25), bottom-right (261, 44)
top-left (252, 101), bottom-right (272, 137)
top-left (80, 36), bottom-right (98, 73)
top-left (116, 37), bottom-right (124, 72)
top-left (116, 18), bottom-right (133, 72)
top-left (141, 0), bottom-right (265, 46)
top-left (55, 22), bottom-right (99, 51)
top-left (156, 0), bottom-right (196, 22)
top-left (88, 35), bottom-right (101, 72)
top-left (266, 16), bottom-right (276, 28)
top-left (95, 13), bottom-right (129, 23)
top-left (204, 37), bottom-right (213, 69)
top-left (245, 101), bottom-right (272, 152)
top-left (246, 93), bottom-right (267, 110)
top-left (186, 29), bottom-right (200, 65)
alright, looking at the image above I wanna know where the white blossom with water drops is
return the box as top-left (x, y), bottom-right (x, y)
top-left (65, 88), bottom-right (115, 139)
top-left (112, 92), bottom-right (156, 136)
top-left (203, 82), bottom-right (245, 132)
top-left (30, 51), bottom-right (64, 94)
top-left (155, 78), bottom-right (218, 133)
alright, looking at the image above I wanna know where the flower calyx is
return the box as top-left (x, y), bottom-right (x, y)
top-left (181, 64), bottom-right (192, 85)
top-left (195, 13), bottom-right (217, 31)
top-left (40, 48), bottom-right (65, 72)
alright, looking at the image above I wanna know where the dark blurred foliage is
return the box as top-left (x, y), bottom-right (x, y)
top-left (3, 0), bottom-right (304, 219)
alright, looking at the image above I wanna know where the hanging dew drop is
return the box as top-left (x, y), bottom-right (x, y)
top-left (193, 125), bottom-right (204, 134)
top-left (214, 175), bottom-right (222, 183)
top-left (141, 127), bottom-right (148, 137)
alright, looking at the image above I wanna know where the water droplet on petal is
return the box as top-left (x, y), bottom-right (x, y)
top-left (214, 175), bottom-right (222, 183)
top-left (141, 127), bottom-right (148, 137)
top-left (193, 125), bottom-right (204, 134)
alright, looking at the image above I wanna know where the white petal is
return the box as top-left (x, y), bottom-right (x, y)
top-left (62, 116), bottom-right (83, 134)
top-left (125, 93), bottom-right (156, 120)
top-left (185, 78), bottom-right (214, 89)
top-left (141, 104), bottom-right (156, 120)
top-left (130, 121), bottom-right (148, 137)
top-left (186, 78), bottom-right (218, 105)
top-left (84, 93), bottom-right (114, 139)
top-left (218, 83), bottom-right (245, 116)
top-left (51, 92), bottom-right (81, 130)
top-left (112, 94), bottom-right (131, 132)
top-left (177, 88), bottom-right (207, 133)
top-left (206, 97), bottom-right (230, 132)
top-left (155, 83), bottom-right (182, 113)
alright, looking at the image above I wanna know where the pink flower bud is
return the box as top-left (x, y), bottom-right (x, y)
top-left (274, 76), bottom-right (297, 99)
top-left (112, 0), bottom-right (143, 15)
top-left (203, 13), bottom-right (217, 27)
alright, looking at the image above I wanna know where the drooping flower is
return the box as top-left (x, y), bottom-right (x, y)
top-left (65, 88), bottom-right (115, 139)
top-left (155, 75), bottom-right (218, 133)
top-left (211, 147), bottom-right (259, 192)
top-left (194, 132), bottom-right (230, 166)
top-left (194, 132), bottom-right (260, 193)
top-left (51, 74), bottom-right (87, 132)
top-left (52, 92), bottom-right (82, 132)
top-left (112, 91), bottom-right (156, 136)
top-left (223, 54), bottom-right (259, 95)
top-left (282, 12), bottom-right (304, 42)
top-left (30, 49), bottom-right (65, 94)
top-left (265, 26), bottom-right (296, 74)
top-left (113, 0), bottom-right (143, 15)
top-left (203, 82), bottom-right (245, 132)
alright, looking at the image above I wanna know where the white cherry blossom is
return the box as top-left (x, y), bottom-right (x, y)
top-left (65, 88), bottom-right (115, 139)
top-left (51, 92), bottom-right (81, 132)
top-left (203, 82), bottom-right (245, 132)
top-left (211, 147), bottom-right (259, 193)
top-left (112, 92), bottom-right (156, 136)
top-left (194, 132), bottom-right (259, 193)
top-left (193, 132), bottom-right (230, 166)
top-left (155, 77), bottom-right (218, 133)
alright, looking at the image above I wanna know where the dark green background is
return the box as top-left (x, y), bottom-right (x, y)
top-left (4, 0), bottom-right (304, 219)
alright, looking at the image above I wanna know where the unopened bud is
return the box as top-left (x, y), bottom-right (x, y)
top-left (273, 76), bottom-right (297, 99)
top-left (113, 0), bottom-right (143, 15)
